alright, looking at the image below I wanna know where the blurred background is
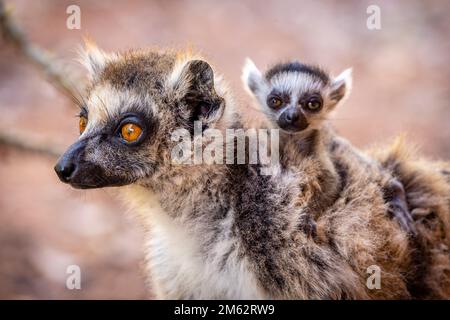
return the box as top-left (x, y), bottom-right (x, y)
top-left (0, 0), bottom-right (449, 299)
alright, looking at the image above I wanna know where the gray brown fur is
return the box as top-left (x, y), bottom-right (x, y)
top-left (54, 45), bottom-right (450, 299)
top-left (243, 58), bottom-right (450, 298)
top-left (242, 59), bottom-right (416, 234)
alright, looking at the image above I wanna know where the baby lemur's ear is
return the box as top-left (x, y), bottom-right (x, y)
top-left (242, 58), bottom-right (264, 95)
top-left (177, 60), bottom-right (224, 125)
top-left (329, 68), bottom-right (352, 103)
top-left (78, 38), bottom-right (117, 80)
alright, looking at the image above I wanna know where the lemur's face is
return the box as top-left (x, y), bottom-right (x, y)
top-left (243, 59), bottom-right (352, 133)
top-left (55, 45), bottom-right (224, 189)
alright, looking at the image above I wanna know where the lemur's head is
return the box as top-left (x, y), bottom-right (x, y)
top-left (55, 42), bottom-right (233, 189)
top-left (242, 59), bottom-right (352, 133)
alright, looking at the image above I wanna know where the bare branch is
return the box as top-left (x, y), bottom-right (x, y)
top-left (0, 0), bottom-right (83, 107)
top-left (0, 130), bottom-right (62, 157)
top-left (0, 0), bottom-right (82, 157)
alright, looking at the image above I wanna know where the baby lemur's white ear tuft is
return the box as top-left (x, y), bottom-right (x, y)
top-left (241, 58), bottom-right (264, 95)
top-left (330, 68), bottom-right (352, 103)
top-left (78, 38), bottom-right (116, 80)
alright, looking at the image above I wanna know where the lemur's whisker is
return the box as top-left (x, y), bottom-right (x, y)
top-left (94, 92), bottom-right (109, 119)
top-left (72, 84), bottom-right (89, 108)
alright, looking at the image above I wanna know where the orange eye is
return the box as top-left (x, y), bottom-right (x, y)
top-left (121, 123), bottom-right (142, 143)
top-left (79, 116), bottom-right (87, 134)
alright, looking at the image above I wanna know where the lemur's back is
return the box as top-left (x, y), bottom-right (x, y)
top-left (296, 128), bottom-right (450, 299)
top-left (280, 126), bottom-right (413, 298)
top-left (330, 130), bottom-right (450, 298)
top-left (368, 138), bottom-right (450, 298)
top-left (242, 59), bottom-right (450, 298)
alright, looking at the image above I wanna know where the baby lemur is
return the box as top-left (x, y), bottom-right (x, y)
top-left (54, 43), bottom-right (449, 299)
top-left (242, 59), bottom-right (414, 235)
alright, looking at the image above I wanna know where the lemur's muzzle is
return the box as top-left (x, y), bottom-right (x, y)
top-left (54, 139), bottom-right (122, 189)
top-left (278, 107), bottom-right (309, 132)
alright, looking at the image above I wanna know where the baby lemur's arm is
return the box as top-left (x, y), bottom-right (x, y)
top-left (242, 58), bottom-right (415, 236)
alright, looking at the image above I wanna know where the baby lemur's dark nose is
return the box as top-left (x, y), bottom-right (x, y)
top-left (278, 107), bottom-right (309, 132)
top-left (285, 108), bottom-right (300, 123)
top-left (54, 160), bottom-right (76, 182)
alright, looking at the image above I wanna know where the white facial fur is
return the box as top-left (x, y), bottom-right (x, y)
top-left (242, 58), bottom-right (352, 130)
top-left (77, 39), bottom-right (119, 81)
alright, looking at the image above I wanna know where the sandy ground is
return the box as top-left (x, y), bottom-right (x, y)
top-left (0, 0), bottom-right (449, 299)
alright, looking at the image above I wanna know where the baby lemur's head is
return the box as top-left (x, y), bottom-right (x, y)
top-left (242, 59), bottom-right (352, 133)
top-left (55, 43), bottom-right (233, 189)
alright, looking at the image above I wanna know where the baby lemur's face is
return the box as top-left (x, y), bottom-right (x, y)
top-left (242, 59), bottom-right (352, 133)
top-left (55, 44), bottom-right (226, 189)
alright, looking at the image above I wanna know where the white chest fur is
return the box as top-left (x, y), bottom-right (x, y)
top-left (122, 185), bottom-right (265, 299)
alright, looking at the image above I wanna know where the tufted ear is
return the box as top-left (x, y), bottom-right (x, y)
top-left (241, 58), bottom-right (264, 95)
top-left (182, 59), bottom-right (215, 93)
top-left (177, 60), bottom-right (224, 126)
top-left (329, 68), bottom-right (352, 103)
top-left (78, 39), bottom-right (116, 80)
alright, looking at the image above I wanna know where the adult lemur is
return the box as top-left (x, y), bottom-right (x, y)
top-left (55, 43), bottom-right (450, 299)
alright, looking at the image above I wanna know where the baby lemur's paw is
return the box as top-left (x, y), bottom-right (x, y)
top-left (384, 178), bottom-right (417, 236)
top-left (299, 214), bottom-right (318, 239)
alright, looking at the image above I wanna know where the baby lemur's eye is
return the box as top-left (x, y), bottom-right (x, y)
top-left (120, 123), bottom-right (143, 143)
top-left (304, 98), bottom-right (322, 112)
top-left (267, 96), bottom-right (283, 109)
top-left (79, 116), bottom-right (88, 134)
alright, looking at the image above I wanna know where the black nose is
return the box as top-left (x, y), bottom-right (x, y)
top-left (278, 108), bottom-right (309, 132)
top-left (54, 161), bottom-right (76, 182)
top-left (285, 109), bottom-right (299, 123)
